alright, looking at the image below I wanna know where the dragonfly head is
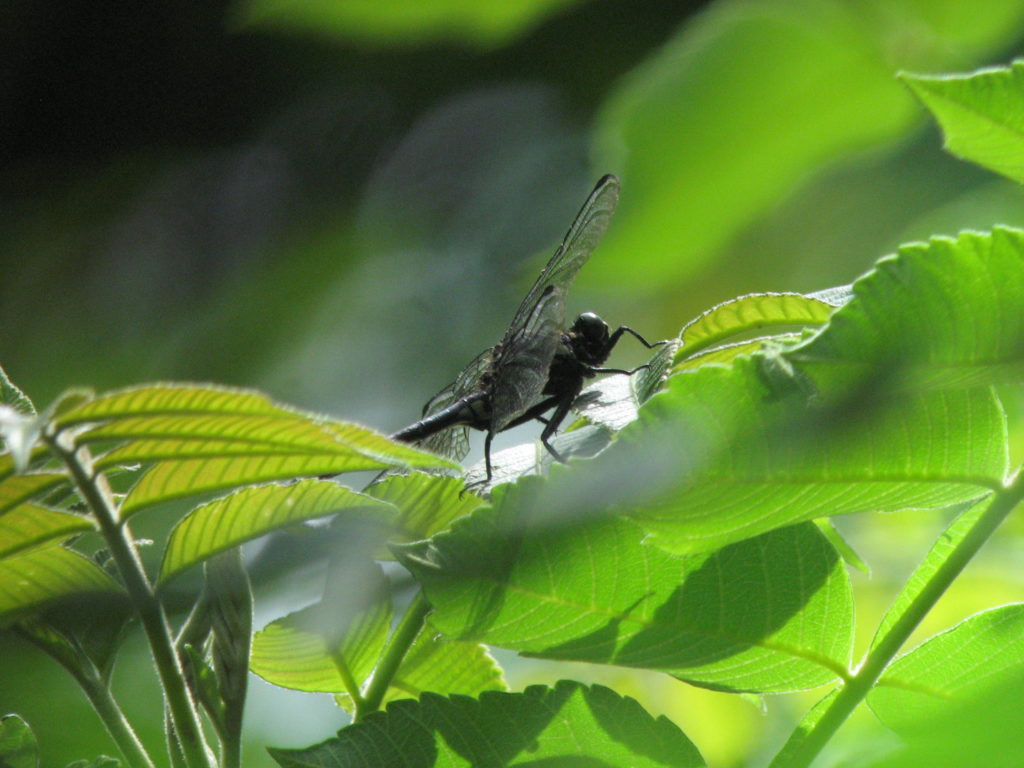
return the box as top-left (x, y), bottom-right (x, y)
top-left (569, 312), bottom-right (611, 365)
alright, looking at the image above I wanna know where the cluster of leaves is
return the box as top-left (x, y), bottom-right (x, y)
top-left (4, 59), bottom-right (1024, 767)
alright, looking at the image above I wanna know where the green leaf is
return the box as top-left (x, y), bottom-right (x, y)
top-left (572, 338), bottom-right (679, 433)
top-left (160, 479), bottom-right (394, 583)
top-left (401, 487), bottom-right (852, 693)
top-left (0, 469), bottom-right (71, 516)
top-left (0, 407), bottom-right (42, 474)
top-left (591, 357), bottom-right (1004, 555)
top-left (336, 631), bottom-right (506, 714)
top-left (789, 227), bottom-right (1024, 390)
top-left (0, 365), bottom-right (34, 416)
top-left (862, 673), bottom-right (1024, 768)
top-left (0, 504), bottom-right (92, 559)
top-left (58, 383), bottom-right (448, 469)
top-left (234, 0), bottom-right (578, 47)
top-left (902, 62), bottom-right (1024, 183)
top-left (676, 293), bottom-right (835, 365)
top-left (0, 546), bottom-right (122, 623)
top-left (591, 0), bottom-right (916, 288)
top-left (674, 335), bottom-right (801, 372)
top-left (63, 758), bottom-right (120, 768)
top-left (269, 681), bottom-right (706, 768)
top-left (251, 563), bottom-right (392, 694)
top-left (870, 499), bottom-right (987, 652)
top-left (364, 473), bottom-right (484, 547)
top-left (769, 687), bottom-right (840, 768)
top-left (0, 714), bottom-right (38, 768)
top-left (869, 603), bottom-right (1024, 733)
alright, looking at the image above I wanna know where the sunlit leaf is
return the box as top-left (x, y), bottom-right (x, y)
top-left (401, 486), bottom-right (853, 693)
top-left (869, 603), bottom-right (1024, 733)
top-left (269, 681), bottom-right (706, 768)
top-left (251, 563), bottom-right (392, 693)
top-left (789, 227), bottom-right (1024, 390)
top-left (0, 546), bottom-right (122, 623)
top-left (336, 631), bottom-right (506, 713)
top-left (0, 504), bottom-right (92, 559)
top-left (902, 62), bottom-right (1024, 183)
top-left (160, 480), bottom-right (394, 583)
top-left (59, 383), bottom-right (450, 468)
top-left (592, 0), bottom-right (915, 287)
top-left (676, 293), bottom-right (834, 364)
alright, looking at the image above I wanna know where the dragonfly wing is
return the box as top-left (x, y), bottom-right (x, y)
top-left (505, 174), bottom-right (620, 339)
top-left (489, 285), bottom-right (565, 431)
top-left (415, 348), bottom-right (493, 462)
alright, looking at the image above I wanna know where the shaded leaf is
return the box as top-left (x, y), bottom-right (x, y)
top-left (586, 357), bottom-right (1004, 555)
top-left (364, 474), bottom-right (484, 547)
top-left (269, 681), bottom-right (706, 768)
top-left (0, 546), bottom-right (122, 623)
top-left (0, 504), bottom-right (92, 559)
top-left (401, 486), bottom-right (853, 693)
top-left (236, 0), bottom-right (578, 47)
top-left (160, 479), bottom-right (394, 583)
top-left (0, 470), bottom-right (69, 517)
top-left (0, 714), bottom-right (37, 768)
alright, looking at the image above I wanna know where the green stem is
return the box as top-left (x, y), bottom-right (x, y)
top-left (330, 648), bottom-right (366, 715)
top-left (46, 432), bottom-right (214, 768)
top-left (18, 628), bottom-right (155, 768)
top-left (770, 477), bottom-right (1024, 768)
top-left (78, 668), bottom-right (157, 768)
top-left (358, 592), bottom-right (431, 720)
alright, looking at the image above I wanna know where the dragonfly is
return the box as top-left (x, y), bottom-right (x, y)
top-left (391, 174), bottom-right (661, 485)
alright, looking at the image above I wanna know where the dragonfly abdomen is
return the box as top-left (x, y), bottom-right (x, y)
top-left (390, 390), bottom-right (491, 443)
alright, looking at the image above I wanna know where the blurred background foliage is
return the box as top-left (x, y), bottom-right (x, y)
top-left (3, 0), bottom-right (1024, 765)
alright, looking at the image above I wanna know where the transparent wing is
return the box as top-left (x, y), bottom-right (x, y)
top-left (489, 285), bottom-right (565, 430)
top-left (503, 174), bottom-right (620, 347)
top-left (415, 348), bottom-right (493, 462)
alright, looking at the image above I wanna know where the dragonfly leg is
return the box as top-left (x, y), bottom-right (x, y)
top-left (482, 429), bottom-right (496, 484)
top-left (589, 364), bottom-right (651, 376)
top-left (538, 388), bottom-right (581, 463)
top-left (606, 326), bottom-right (666, 352)
top-left (499, 395), bottom-right (559, 432)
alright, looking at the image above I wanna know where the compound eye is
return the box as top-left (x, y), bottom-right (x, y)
top-left (573, 312), bottom-right (608, 338)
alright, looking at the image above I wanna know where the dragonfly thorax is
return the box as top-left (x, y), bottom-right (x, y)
top-left (567, 312), bottom-right (612, 366)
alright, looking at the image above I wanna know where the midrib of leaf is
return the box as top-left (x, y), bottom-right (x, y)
top-left (457, 566), bottom-right (848, 678)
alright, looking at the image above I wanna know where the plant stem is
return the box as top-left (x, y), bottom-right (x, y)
top-left (770, 478), bottom-right (1024, 768)
top-left (47, 431), bottom-right (214, 768)
top-left (78, 667), bottom-right (157, 768)
top-left (358, 591), bottom-right (431, 719)
top-left (18, 627), bottom-right (155, 768)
